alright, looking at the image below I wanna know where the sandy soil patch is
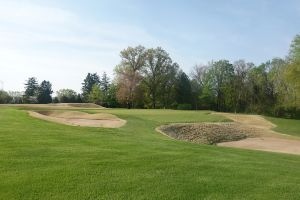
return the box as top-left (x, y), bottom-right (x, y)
top-left (218, 137), bottom-right (300, 155)
top-left (158, 112), bottom-right (300, 155)
top-left (28, 110), bottom-right (126, 128)
top-left (214, 112), bottom-right (300, 155)
top-left (158, 123), bottom-right (259, 145)
top-left (214, 112), bottom-right (275, 132)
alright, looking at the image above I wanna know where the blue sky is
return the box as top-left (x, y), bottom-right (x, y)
top-left (0, 0), bottom-right (299, 92)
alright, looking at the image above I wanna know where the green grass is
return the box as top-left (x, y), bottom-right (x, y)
top-left (266, 116), bottom-right (300, 137)
top-left (1, 107), bottom-right (300, 199)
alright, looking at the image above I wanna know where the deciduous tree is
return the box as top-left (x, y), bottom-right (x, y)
top-left (56, 89), bottom-right (78, 103)
top-left (143, 47), bottom-right (173, 108)
top-left (115, 46), bottom-right (146, 108)
top-left (88, 84), bottom-right (103, 105)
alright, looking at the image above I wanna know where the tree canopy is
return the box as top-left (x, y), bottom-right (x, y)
top-left (37, 80), bottom-right (53, 104)
top-left (82, 73), bottom-right (100, 101)
top-left (2, 34), bottom-right (300, 118)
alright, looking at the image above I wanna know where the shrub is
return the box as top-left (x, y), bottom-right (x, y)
top-left (274, 106), bottom-right (300, 119)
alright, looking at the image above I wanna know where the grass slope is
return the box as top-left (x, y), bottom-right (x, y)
top-left (266, 116), bottom-right (300, 137)
top-left (1, 108), bottom-right (300, 199)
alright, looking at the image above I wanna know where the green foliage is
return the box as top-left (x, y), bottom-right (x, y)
top-left (210, 60), bottom-right (235, 111)
top-left (105, 83), bottom-right (119, 108)
top-left (158, 62), bottom-right (179, 108)
top-left (56, 89), bottom-right (80, 103)
top-left (81, 72), bottom-right (115, 107)
top-left (24, 77), bottom-right (38, 103)
top-left (142, 47), bottom-right (176, 108)
top-left (120, 45), bottom-right (147, 71)
top-left (231, 60), bottom-right (253, 112)
top-left (273, 106), bottom-right (300, 119)
top-left (190, 79), bottom-right (201, 109)
top-left (199, 84), bottom-right (215, 110)
top-left (247, 64), bottom-right (275, 114)
top-left (194, 66), bottom-right (215, 110)
top-left (189, 42), bottom-right (299, 117)
top-left (115, 46), bottom-right (147, 108)
top-left (285, 35), bottom-right (300, 108)
top-left (289, 34), bottom-right (300, 63)
top-left (9, 34), bottom-right (300, 117)
top-left (82, 73), bottom-right (100, 101)
top-left (177, 103), bottom-right (192, 110)
top-left (52, 96), bottom-right (59, 103)
top-left (115, 46), bottom-right (180, 109)
top-left (100, 72), bottom-right (110, 96)
top-left (23, 78), bottom-right (52, 104)
top-left (285, 65), bottom-right (300, 108)
top-left (192, 60), bottom-right (235, 111)
top-left (0, 90), bottom-right (12, 103)
top-left (88, 84), bottom-right (103, 105)
top-left (24, 77), bottom-right (38, 97)
top-left (176, 71), bottom-right (192, 104)
top-left (37, 80), bottom-right (53, 104)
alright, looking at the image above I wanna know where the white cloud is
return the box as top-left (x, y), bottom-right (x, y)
top-left (0, 1), bottom-right (75, 27)
top-left (0, 1), bottom-right (164, 93)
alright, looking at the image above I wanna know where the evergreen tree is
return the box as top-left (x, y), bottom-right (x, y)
top-left (37, 80), bottom-right (53, 104)
top-left (100, 72), bottom-right (110, 94)
top-left (24, 77), bottom-right (38, 103)
top-left (176, 72), bottom-right (192, 105)
top-left (82, 73), bottom-right (100, 101)
top-left (106, 83), bottom-right (119, 108)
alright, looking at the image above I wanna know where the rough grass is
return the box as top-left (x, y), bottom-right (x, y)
top-left (266, 116), bottom-right (300, 137)
top-left (1, 108), bottom-right (300, 199)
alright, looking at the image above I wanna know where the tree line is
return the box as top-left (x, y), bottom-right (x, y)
top-left (0, 35), bottom-right (299, 118)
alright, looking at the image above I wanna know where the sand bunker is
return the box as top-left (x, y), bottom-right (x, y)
top-left (214, 113), bottom-right (300, 155)
top-left (218, 137), bottom-right (300, 155)
top-left (28, 110), bottom-right (126, 128)
top-left (158, 113), bottom-right (300, 155)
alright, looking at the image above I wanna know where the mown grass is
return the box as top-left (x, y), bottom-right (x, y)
top-left (1, 107), bottom-right (300, 199)
top-left (266, 116), bottom-right (300, 137)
